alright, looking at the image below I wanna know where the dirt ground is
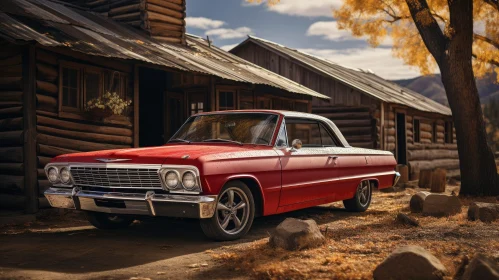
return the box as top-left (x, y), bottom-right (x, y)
top-left (1, 184), bottom-right (498, 280)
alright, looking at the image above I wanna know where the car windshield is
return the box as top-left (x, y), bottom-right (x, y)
top-left (170, 113), bottom-right (279, 145)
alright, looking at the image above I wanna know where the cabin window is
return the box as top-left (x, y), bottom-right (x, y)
top-left (256, 97), bottom-right (271, 109)
top-left (295, 101), bottom-right (308, 113)
top-left (413, 119), bottom-right (421, 143)
top-left (59, 61), bottom-right (128, 117)
top-left (188, 90), bottom-right (206, 116)
top-left (217, 90), bottom-right (235, 111)
top-left (445, 121), bottom-right (454, 143)
top-left (432, 122), bottom-right (438, 143)
top-left (61, 67), bottom-right (80, 110)
top-left (239, 90), bottom-right (254, 109)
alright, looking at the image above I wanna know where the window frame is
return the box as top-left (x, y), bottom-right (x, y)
top-left (216, 89), bottom-right (237, 111)
top-left (58, 61), bottom-right (128, 119)
top-left (283, 117), bottom-right (341, 148)
top-left (445, 121), bottom-right (454, 144)
top-left (413, 118), bottom-right (421, 143)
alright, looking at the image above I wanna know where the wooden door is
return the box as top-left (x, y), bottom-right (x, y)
top-left (165, 92), bottom-right (185, 140)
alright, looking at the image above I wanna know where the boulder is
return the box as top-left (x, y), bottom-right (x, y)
top-left (468, 202), bottom-right (499, 223)
top-left (410, 191), bottom-right (431, 213)
top-left (373, 245), bottom-right (447, 280)
top-left (269, 218), bottom-right (325, 251)
top-left (461, 254), bottom-right (499, 280)
top-left (395, 213), bottom-right (419, 227)
top-left (423, 193), bottom-right (462, 216)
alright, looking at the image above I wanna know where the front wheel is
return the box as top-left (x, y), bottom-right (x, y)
top-left (200, 181), bottom-right (255, 241)
top-left (343, 180), bottom-right (372, 212)
top-left (85, 212), bottom-right (134, 230)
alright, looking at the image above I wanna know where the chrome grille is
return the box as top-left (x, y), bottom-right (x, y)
top-left (71, 166), bottom-right (162, 189)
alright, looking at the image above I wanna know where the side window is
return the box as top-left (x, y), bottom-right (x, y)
top-left (413, 119), bottom-right (421, 143)
top-left (275, 121), bottom-right (288, 147)
top-left (320, 123), bottom-right (336, 147)
top-left (285, 119), bottom-right (321, 147)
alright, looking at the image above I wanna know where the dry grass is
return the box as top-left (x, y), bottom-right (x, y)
top-left (211, 185), bottom-right (499, 280)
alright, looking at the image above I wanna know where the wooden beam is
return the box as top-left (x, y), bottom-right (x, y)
top-left (0, 147), bottom-right (23, 163)
top-left (37, 125), bottom-right (133, 145)
top-left (133, 65), bottom-right (139, 147)
top-left (37, 115), bottom-right (133, 136)
top-left (37, 133), bottom-right (129, 152)
top-left (0, 117), bottom-right (23, 131)
top-left (23, 45), bottom-right (39, 213)
top-left (143, 11), bottom-right (185, 26)
top-left (38, 144), bottom-right (79, 157)
top-left (146, 0), bottom-right (184, 12)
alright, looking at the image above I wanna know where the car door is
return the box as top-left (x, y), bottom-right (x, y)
top-left (276, 118), bottom-right (340, 206)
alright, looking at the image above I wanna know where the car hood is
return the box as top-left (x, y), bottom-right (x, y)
top-left (51, 144), bottom-right (273, 165)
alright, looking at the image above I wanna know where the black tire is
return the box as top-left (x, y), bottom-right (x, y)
top-left (85, 212), bottom-right (134, 230)
top-left (200, 181), bottom-right (255, 241)
top-left (343, 180), bottom-right (372, 212)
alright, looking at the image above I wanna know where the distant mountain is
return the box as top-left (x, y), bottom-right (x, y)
top-left (394, 73), bottom-right (499, 106)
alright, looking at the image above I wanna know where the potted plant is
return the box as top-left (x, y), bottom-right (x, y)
top-left (86, 91), bottom-right (132, 121)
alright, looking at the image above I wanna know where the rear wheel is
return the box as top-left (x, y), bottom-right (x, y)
top-left (85, 212), bottom-right (134, 230)
top-left (200, 181), bottom-right (255, 241)
top-left (343, 180), bottom-right (372, 212)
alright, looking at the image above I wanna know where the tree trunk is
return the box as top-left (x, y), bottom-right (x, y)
top-left (438, 0), bottom-right (499, 196)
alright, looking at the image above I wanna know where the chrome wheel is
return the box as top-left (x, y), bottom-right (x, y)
top-left (216, 187), bottom-right (250, 235)
top-left (358, 181), bottom-right (371, 207)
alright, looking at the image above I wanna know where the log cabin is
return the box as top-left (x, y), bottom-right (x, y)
top-left (0, 0), bottom-right (329, 213)
top-left (231, 36), bottom-right (459, 182)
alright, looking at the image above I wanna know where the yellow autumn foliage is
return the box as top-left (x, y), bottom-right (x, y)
top-left (247, 0), bottom-right (499, 81)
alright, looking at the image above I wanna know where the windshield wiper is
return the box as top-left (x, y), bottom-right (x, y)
top-left (202, 138), bottom-right (243, 145)
top-left (169, 138), bottom-right (191, 143)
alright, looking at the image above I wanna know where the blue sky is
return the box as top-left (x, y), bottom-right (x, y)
top-left (185, 0), bottom-right (424, 80)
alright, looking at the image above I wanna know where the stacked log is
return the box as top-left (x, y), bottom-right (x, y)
top-left (0, 47), bottom-right (25, 209)
top-left (313, 106), bottom-right (375, 149)
top-left (75, 0), bottom-right (186, 44)
top-left (34, 49), bottom-right (134, 198)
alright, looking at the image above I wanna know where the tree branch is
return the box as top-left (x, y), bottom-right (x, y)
top-left (473, 54), bottom-right (499, 67)
top-left (474, 33), bottom-right (499, 49)
top-left (484, 0), bottom-right (499, 11)
top-left (405, 0), bottom-right (447, 63)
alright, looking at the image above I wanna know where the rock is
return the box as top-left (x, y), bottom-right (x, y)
top-left (409, 192), bottom-right (431, 213)
top-left (269, 218), bottom-right (325, 251)
top-left (461, 254), bottom-right (499, 280)
top-left (410, 191), bottom-right (431, 213)
top-left (430, 168), bottom-right (447, 193)
top-left (468, 202), bottom-right (499, 223)
top-left (373, 246), bottom-right (447, 280)
top-left (395, 213), bottom-right (419, 227)
top-left (423, 193), bottom-right (462, 216)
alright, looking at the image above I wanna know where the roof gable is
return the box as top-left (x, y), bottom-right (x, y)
top-left (233, 36), bottom-right (451, 116)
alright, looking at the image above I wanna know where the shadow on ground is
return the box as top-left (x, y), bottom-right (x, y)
top-left (0, 204), bottom-right (361, 275)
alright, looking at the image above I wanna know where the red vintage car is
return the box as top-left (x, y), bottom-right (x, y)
top-left (44, 110), bottom-right (400, 240)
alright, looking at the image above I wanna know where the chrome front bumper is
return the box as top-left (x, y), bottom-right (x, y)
top-left (392, 172), bottom-right (401, 187)
top-left (44, 187), bottom-right (217, 219)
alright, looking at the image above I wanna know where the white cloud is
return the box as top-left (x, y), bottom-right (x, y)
top-left (220, 44), bottom-right (238, 51)
top-left (307, 21), bottom-right (393, 46)
top-left (206, 27), bottom-right (253, 40)
top-left (244, 0), bottom-right (342, 17)
top-left (307, 21), bottom-right (356, 41)
top-left (298, 47), bottom-right (429, 80)
top-left (186, 17), bottom-right (225, 30)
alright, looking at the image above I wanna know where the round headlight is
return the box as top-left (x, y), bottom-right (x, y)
top-left (47, 167), bottom-right (59, 183)
top-left (182, 171), bottom-right (197, 190)
top-left (164, 171), bottom-right (179, 189)
top-left (60, 168), bottom-right (71, 184)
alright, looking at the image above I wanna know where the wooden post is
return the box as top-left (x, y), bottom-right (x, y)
top-left (396, 164), bottom-right (409, 185)
top-left (418, 169), bottom-right (433, 188)
top-left (430, 168), bottom-right (447, 193)
top-left (133, 65), bottom-right (139, 148)
top-left (23, 45), bottom-right (38, 213)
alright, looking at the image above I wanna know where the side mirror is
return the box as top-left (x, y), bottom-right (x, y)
top-left (291, 139), bottom-right (302, 150)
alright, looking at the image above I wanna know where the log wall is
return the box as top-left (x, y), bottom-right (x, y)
top-left (64, 0), bottom-right (186, 44)
top-left (0, 43), bottom-right (26, 210)
top-left (34, 48), bottom-right (134, 197)
top-left (383, 106), bottom-right (459, 180)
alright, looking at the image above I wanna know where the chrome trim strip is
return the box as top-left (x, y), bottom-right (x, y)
top-left (281, 170), bottom-right (397, 189)
top-left (392, 172), bottom-right (401, 187)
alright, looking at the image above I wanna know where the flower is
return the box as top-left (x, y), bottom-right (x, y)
top-left (85, 91), bottom-right (131, 116)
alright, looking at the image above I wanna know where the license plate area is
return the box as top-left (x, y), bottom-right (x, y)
top-left (94, 199), bottom-right (126, 208)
